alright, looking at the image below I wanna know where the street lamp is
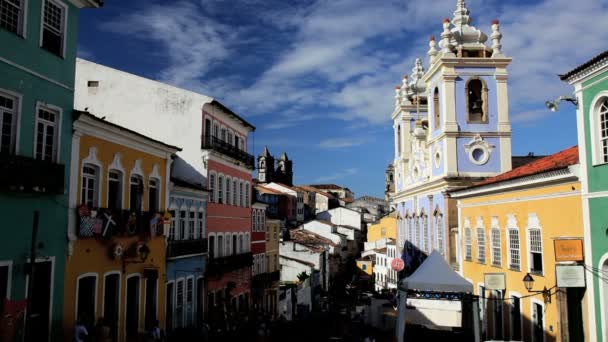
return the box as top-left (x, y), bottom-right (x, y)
top-left (545, 95), bottom-right (578, 112)
top-left (522, 272), bottom-right (552, 304)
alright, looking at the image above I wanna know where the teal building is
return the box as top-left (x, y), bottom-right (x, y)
top-left (562, 51), bottom-right (608, 342)
top-left (0, 0), bottom-right (101, 340)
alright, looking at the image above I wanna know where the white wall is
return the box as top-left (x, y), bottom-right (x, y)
top-left (300, 221), bottom-right (343, 245)
top-left (280, 242), bottom-right (324, 271)
top-left (74, 59), bottom-right (213, 182)
top-left (279, 256), bottom-right (315, 282)
top-left (317, 207), bottom-right (362, 230)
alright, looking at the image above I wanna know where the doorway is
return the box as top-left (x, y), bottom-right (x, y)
top-left (532, 301), bottom-right (544, 342)
top-left (103, 273), bottom-right (120, 341)
top-left (24, 260), bottom-right (52, 342)
top-left (166, 282), bottom-right (174, 333)
top-left (126, 276), bottom-right (140, 340)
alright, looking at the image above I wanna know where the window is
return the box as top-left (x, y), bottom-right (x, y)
top-left (0, 92), bottom-right (18, 154)
top-left (41, 0), bottom-right (66, 56)
top-left (217, 235), bottom-right (223, 257)
top-left (148, 178), bottom-right (159, 212)
top-left (213, 124), bottom-right (218, 138)
top-left (397, 125), bottom-right (401, 155)
top-left (508, 228), bottom-right (520, 270)
top-left (422, 215), bottom-right (429, 253)
top-left (245, 183), bottom-right (250, 207)
top-left (433, 87), bottom-right (440, 129)
top-left (227, 131), bottom-right (233, 146)
top-left (239, 182), bottom-right (243, 207)
top-left (179, 211), bottom-right (186, 240)
top-left (491, 227), bottom-right (501, 267)
top-left (169, 210), bottom-right (176, 240)
top-left (464, 227), bottom-right (472, 261)
top-left (477, 227), bottom-right (486, 263)
top-left (466, 78), bottom-right (488, 123)
top-left (218, 176), bottom-right (224, 204)
top-left (226, 178), bottom-right (232, 205)
top-left (197, 212), bottom-right (204, 239)
top-left (266, 222), bottom-right (270, 241)
top-left (81, 165), bottom-right (98, 207)
top-left (435, 214), bottom-right (444, 256)
top-left (209, 174), bottom-right (215, 202)
top-left (186, 278), bottom-right (193, 326)
top-left (510, 295), bottom-right (522, 340)
top-left (76, 275), bottom-right (97, 331)
top-left (129, 176), bottom-right (143, 212)
top-left (189, 211), bottom-right (195, 239)
top-left (232, 181), bottom-right (237, 206)
top-left (108, 170), bottom-right (122, 210)
top-left (220, 128), bottom-right (226, 141)
top-left (414, 216), bottom-right (420, 249)
top-left (232, 235), bottom-right (237, 256)
top-left (0, 263), bottom-right (11, 301)
top-left (103, 273), bottom-right (120, 333)
top-left (239, 235), bottom-right (244, 254)
top-left (209, 235), bottom-right (215, 257)
top-left (529, 228), bottom-right (543, 274)
top-left (235, 135), bottom-right (240, 150)
top-left (35, 105), bottom-right (59, 162)
top-left (0, 0), bottom-right (24, 35)
top-left (176, 279), bottom-right (184, 328)
top-left (597, 98), bottom-right (608, 163)
top-left (225, 234), bottom-right (231, 256)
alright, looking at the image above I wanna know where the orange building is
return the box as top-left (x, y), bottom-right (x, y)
top-left (63, 111), bottom-right (180, 341)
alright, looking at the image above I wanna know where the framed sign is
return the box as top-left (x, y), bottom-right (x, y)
top-left (554, 239), bottom-right (584, 262)
top-left (556, 265), bottom-right (586, 288)
top-left (484, 273), bottom-right (506, 291)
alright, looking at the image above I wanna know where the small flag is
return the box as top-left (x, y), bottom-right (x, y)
top-left (79, 217), bottom-right (96, 237)
top-left (78, 204), bottom-right (90, 217)
top-left (102, 212), bottom-right (116, 239)
top-left (92, 218), bottom-right (103, 234)
top-left (150, 215), bottom-right (159, 237)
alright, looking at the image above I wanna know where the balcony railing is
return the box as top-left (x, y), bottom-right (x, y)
top-left (77, 206), bottom-right (165, 239)
top-left (0, 153), bottom-right (64, 194)
top-left (167, 238), bottom-right (208, 258)
top-left (201, 135), bottom-right (254, 169)
top-left (207, 252), bottom-right (253, 276)
top-left (252, 270), bottom-right (281, 288)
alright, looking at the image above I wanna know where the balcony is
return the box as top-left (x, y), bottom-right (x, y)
top-left (201, 135), bottom-right (254, 169)
top-left (207, 252), bottom-right (253, 277)
top-left (252, 270), bottom-right (281, 288)
top-left (167, 238), bottom-right (208, 258)
top-left (0, 153), bottom-right (64, 194)
top-left (77, 207), bottom-right (165, 239)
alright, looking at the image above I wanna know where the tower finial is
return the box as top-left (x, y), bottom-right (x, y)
top-left (490, 20), bottom-right (504, 58)
top-left (453, 0), bottom-right (471, 26)
top-left (409, 58), bottom-right (426, 95)
top-left (427, 36), bottom-right (439, 64)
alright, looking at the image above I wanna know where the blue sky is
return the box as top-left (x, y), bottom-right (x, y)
top-left (77, 0), bottom-right (608, 198)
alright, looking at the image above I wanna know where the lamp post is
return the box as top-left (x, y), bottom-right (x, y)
top-left (545, 95), bottom-right (578, 112)
top-left (522, 273), bottom-right (552, 304)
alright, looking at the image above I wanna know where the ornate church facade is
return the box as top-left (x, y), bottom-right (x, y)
top-left (391, 0), bottom-right (512, 273)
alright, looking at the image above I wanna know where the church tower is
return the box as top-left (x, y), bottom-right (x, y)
top-left (257, 146), bottom-right (275, 183)
top-left (275, 152), bottom-right (293, 186)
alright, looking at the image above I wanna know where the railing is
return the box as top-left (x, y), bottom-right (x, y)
top-left (252, 270), bottom-right (281, 288)
top-left (207, 252), bottom-right (253, 276)
top-left (167, 238), bottom-right (208, 258)
top-left (77, 207), bottom-right (165, 239)
top-left (0, 153), bottom-right (64, 194)
top-left (201, 135), bottom-right (254, 169)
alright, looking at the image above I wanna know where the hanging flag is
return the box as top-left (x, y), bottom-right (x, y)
top-left (78, 204), bottom-right (90, 217)
top-left (92, 218), bottom-right (103, 235)
top-left (150, 215), bottom-right (159, 237)
top-left (102, 212), bottom-right (116, 239)
top-left (79, 217), bottom-right (96, 237)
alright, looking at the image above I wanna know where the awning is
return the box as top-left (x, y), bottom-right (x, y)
top-left (401, 251), bottom-right (473, 293)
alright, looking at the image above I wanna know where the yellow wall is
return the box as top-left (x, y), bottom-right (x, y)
top-left (459, 181), bottom-right (589, 342)
top-left (266, 220), bottom-right (280, 272)
top-left (64, 133), bottom-right (171, 341)
top-left (357, 260), bottom-right (373, 275)
top-left (367, 214), bottom-right (397, 243)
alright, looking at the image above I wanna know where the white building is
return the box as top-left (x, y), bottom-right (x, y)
top-left (373, 240), bottom-right (398, 292)
top-left (316, 207), bottom-right (363, 231)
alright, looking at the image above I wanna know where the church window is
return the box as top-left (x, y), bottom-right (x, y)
top-left (433, 87), bottom-right (440, 129)
top-left (466, 78), bottom-right (488, 123)
top-left (397, 125), bottom-right (401, 155)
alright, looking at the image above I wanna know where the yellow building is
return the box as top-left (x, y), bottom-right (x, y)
top-left (356, 257), bottom-right (373, 276)
top-left (367, 211), bottom-right (397, 244)
top-left (64, 111), bottom-right (180, 341)
top-left (451, 147), bottom-right (590, 342)
top-left (265, 218), bottom-right (281, 317)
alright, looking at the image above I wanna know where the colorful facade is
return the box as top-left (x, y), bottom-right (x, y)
top-left (452, 147), bottom-right (589, 342)
top-left (0, 1), bottom-right (100, 340)
top-left (265, 218), bottom-right (281, 317)
top-left (367, 212), bottom-right (397, 244)
top-left (64, 111), bottom-right (179, 341)
top-left (391, 1), bottom-right (512, 275)
top-left (561, 51), bottom-right (608, 342)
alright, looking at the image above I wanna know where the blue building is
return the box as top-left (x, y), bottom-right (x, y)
top-left (165, 157), bottom-right (208, 334)
top-left (390, 0), bottom-right (512, 274)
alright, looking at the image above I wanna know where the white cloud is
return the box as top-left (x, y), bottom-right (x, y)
top-left (318, 137), bottom-right (365, 149)
top-left (315, 168), bottom-right (358, 182)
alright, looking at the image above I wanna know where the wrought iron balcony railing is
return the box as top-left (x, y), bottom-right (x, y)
top-left (167, 238), bottom-right (208, 258)
top-left (207, 252), bottom-right (253, 276)
top-left (201, 135), bottom-right (254, 169)
top-left (252, 270), bottom-right (281, 288)
top-left (77, 206), bottom-right (165, 239)
top-left (0, 153), bottom-right (64, 194)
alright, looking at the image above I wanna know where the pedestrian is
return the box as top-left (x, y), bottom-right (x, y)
top-left (95, 317), bottom-right (111, 342)
top-left (150, 320), bottom-right (161, 341)
top-left (74, 318), bottom-right (88, 342)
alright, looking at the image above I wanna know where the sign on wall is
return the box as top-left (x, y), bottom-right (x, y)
top-left (554, 239), bottom-right (584, 262)
top-left (556, 265), bottom-right (586, 288)
top-left (484, 273), bottom-right (506, 291)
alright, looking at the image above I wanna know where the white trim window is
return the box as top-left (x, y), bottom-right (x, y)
top-left (0, 91), bottom-right (19, 154)
top-left (476, 227), bottom-right (486, 264)
top-left (226, 178), bottom-right (232, 205)
top-left (209, 173), bottom-right (215, 203)
top-left (598, 98), bottom-right (608, 164)
top-left (189, 211), bottom-right (195, 239)
top-left (148, 178), bottom-right (159, 213)
top-left (108, 170), bottom-right (123, 210)
top-left (239, 182), bottom-right (244, 207)
top-left (422, 215), bottom-right (429, 253)
top-left (169, 210), bottom-right (176, 240)
top-left (218, 175), bottom-right (224, 204)
top-left (529, 228), bottom-right (543, 274)
top-left (233, 180), bottom-right (237, 206)
top-left (245, 183), bottom-right (249, 208)
top-left (81, 164), bottom-right (99, 207)
top-left (508, 228), bottom-right (520, 270)
top-left (176, 279), bottom-right (184, 328)
top-left (0, 0), bottom-right (25, 35)
top-left (491, 226), bottom-right (501, 267)
top-left (129, 175), bottom-right (143, 212)
top-left (186, 277), bottom-right (194, 326)
top-left (179, 210), bottom-right (186, 240)
top-left (217, 235), bottom-right (223, 258)
top-left (197, 211), bottom-right (204, 239)
top-left (414, 216), bottom-right (420, 249)
top-left (435, 213), bottom-right (444, 256)
top-left (41, 0), bottom-right (66, 56)
top-left (35, 105), bottom-right (60, 162)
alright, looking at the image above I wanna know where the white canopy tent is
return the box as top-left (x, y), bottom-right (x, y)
top-left (396, 251), bottom-right (479, 342)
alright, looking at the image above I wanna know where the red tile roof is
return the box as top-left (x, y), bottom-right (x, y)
top-left (255, 185), bottom-right (287, 195)
top-left (308, 184), bottom-right (345, 190)
top-left (475, 146), bottom-right (579, 187)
